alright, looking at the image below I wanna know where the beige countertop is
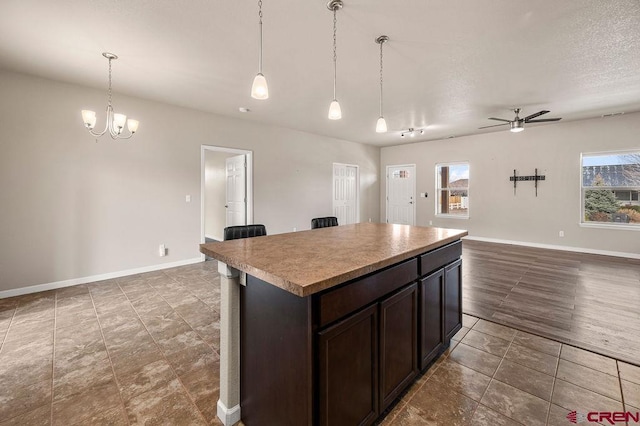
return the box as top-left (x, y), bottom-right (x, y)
top-left (200, 223), bottom-right (467, 297)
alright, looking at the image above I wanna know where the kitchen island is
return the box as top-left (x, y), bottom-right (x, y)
top-left (200, 223), bottom-right (468, 426)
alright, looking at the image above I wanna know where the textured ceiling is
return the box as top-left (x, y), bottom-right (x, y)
top-left (1, 0), bottom-right (639, 146)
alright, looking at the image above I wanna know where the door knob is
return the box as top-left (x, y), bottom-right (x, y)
top-left (225, 205), bottom-right (228, 208)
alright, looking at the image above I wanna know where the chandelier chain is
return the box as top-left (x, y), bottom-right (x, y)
top-left (332, 7), bottom-right (337, 100)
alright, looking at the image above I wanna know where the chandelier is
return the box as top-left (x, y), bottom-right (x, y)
top-left (81, 53), bottom-right (139, 140)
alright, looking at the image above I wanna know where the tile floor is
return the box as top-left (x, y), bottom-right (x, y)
top-left (380, 315), bottom-right (640, 426)
top-left (1, 261), bottom-right (640, 425)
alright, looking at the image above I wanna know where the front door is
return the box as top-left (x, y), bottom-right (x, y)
top-left (226, 154), bottom-right (247, 226)
top-left (386, 165), bottom-right (416, 225)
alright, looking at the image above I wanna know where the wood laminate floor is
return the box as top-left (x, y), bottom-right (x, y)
top-left (462, 239), bottom-right (640, 367)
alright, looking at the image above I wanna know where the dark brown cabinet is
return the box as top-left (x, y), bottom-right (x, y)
top-left (240, 241), bottom-right (463, 425)
top-left (419, 269), bottom-right (444, 369)
top-left (318, 304), bottom-right (379, 426)
top-left (379, 283), bottom-right (418, 411)
top-left (444, 259), bottom-right (462, 341)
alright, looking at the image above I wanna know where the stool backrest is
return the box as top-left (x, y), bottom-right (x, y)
top-left (223, 224), bottom-right (267, 241)
top-left (311, 217), bottom-right (339, 229)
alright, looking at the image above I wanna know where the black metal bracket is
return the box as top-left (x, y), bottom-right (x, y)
top-left (509, 168), bottom-right (546, 196)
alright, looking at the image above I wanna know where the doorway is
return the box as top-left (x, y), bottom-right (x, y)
top-left (201, 146), bottom-right (253, 245)
top-left (333, 163), bottom-right (359, 225)
top-left (386, 164), bottom-right (416, 225)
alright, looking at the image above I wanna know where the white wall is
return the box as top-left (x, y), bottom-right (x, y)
top-left (0, 71), bottom-right (380, 293)
top-left (204, 150), bottom-right (233, 241)
top-left (381, 112), bottom-right (640, 256)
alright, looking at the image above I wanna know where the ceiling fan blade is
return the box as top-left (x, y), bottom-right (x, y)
top-left (526, 118), bottom-right (562, 123)
top-left (479, 123), bottom-right (510, 129)
top-left (523, 110), bottom-right (549, 121)
top-left (488, 117), bottom-right (512, 122)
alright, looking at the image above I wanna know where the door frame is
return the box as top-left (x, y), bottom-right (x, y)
top-left (385, 164), bottom-right (416, 225)
top-left (201, 145), bottom-right (253, 252)
top-left (332, 163), bottom-right (360, 225)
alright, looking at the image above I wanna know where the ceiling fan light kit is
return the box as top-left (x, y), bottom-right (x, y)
top-left (81, 52), bottom-right (139, 141)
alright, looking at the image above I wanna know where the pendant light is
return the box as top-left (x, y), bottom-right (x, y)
top-left (327, 0), bottom-right (343, 120)
top-left (81, 53), bottom-right (139, 140)
top-left (251, 0), bottom-right (269, 99)
top-left (375, 35), bottom-right (389, 133)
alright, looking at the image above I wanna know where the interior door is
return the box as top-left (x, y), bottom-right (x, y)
top-left (333, 164), bottom-right (359, 225)
top-left (386, 165), bottom-right (416, 225)
top-left (226, 154), bottom-right (247, 227)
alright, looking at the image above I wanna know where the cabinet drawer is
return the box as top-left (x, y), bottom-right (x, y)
top-left (420, 241), bottom-right (461, 276)
top-left (318, 258), bottom-right (418, 328)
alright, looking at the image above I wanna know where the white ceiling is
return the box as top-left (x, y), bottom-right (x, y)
top-left (1, 0), bottom-right (639, 146)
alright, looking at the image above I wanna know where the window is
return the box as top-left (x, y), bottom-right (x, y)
top-left (581, 151), bottom-right (640, 226)
top-left (436, 162), bottom-right (469, 218)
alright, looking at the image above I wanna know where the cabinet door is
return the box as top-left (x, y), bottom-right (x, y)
top-left (379, 283), bottom-right (418, 411)
top-left (444, 259), bottom-right (463, 341)
top-left (318, 304), bottom-right (378, 426)
top-left (419, 269), bottom-right (444, 370)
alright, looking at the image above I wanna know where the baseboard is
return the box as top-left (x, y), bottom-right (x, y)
top-left (217, 400), bottom-right (241, 426)
top-left (463, 236), bottom-right (640, 260)
top-left (0, 257), bottom-right (204, 299)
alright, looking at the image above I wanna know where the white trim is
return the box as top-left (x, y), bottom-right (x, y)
top-left (0, 257), bottom-right (204, 299)
top-left (201, 145), bottom-right (254, 259)
top-left (579, 222), bottom-right (640, 231)
top-left (217, 399), bottom-right (241, 426)
top-left (463, 235), bottom-right (640, 260)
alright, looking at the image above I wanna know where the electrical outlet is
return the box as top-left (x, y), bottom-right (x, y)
top-left (293, 227), bottom-right (297, 232)
top-left (559, 231), bottom-right (564, 237)
top-left (159, 244), bottom-right (166, 257)
top-left (429, 220), bottom-right (433, 226)
top-left (185, 195), bottom-right (191, 203)
top-left (368, 218), bottom-right (372, 222)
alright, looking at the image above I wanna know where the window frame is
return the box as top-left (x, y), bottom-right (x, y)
top-left (435, 161), bottom-right (470, 219)
top-left (580, 150), bottom-right (640, 231)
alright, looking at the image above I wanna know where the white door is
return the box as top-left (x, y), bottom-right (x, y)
top-left (226, 154), bottom-right (247, 226)
top-left (333, 163), bottom-right (359, 225)
top-left (386, 165), bottom-right (416, 225)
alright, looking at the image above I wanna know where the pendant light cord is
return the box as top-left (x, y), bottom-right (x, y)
top-left (258, 0), bottom-right (263, 74)
top-left (379, 40), bottom-right (384, 117)
top-left (332, 7), bottom-right (337, 100)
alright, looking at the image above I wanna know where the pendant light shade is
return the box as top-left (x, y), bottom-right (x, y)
top-left (251, 0), bottom-right (269, 99)
top-left (329, 100), bottom-right (342, 120)
top-left (327, 0), bottom-right (343, 120)
top-left (376, 116), bottom-right (388, 133)
top-left (375, 35), bottom-right (389, 133)
top-left (251, 73), bottom-right (269, 99)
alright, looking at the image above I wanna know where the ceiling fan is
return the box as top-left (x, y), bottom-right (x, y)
top-left (479, 108), bottom-right (562, 133)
